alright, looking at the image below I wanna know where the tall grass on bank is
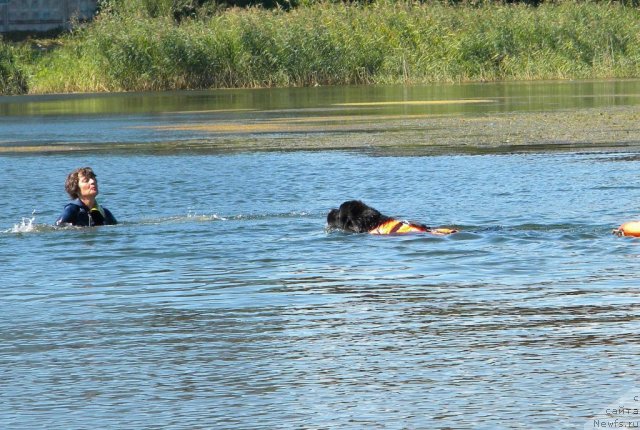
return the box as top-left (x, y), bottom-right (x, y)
top-left (23, 1), bottom-right (640, 93)
top-left (0, 41), bottom-right (28, 94)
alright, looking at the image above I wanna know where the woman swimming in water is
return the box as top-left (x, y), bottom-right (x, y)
top-left (56, 167), bottom-right (117, 227)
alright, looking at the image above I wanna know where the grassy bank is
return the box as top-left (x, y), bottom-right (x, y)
top-left (5, 1), bottom-right (640, 94)
top-left (0, 43), bottom-right (28, 94)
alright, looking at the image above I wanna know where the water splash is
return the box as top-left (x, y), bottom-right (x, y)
top-left (187, 210), bottom-right (227, 221)
top-left (10, 211), bottom-right (37, 233)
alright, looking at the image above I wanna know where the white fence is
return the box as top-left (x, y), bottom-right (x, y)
top-left (0, 0), bottom-right (98, 33)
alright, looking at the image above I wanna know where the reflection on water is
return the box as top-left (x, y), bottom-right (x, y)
top-left (1, 82), bottom-right (640, 429)
top-left (1, 80), bottom-right (640, 155)
top-left (2, 80), bottom-right (639, 117)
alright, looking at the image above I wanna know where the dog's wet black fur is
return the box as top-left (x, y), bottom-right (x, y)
top-left (327, 200), bottom-right (396, 233)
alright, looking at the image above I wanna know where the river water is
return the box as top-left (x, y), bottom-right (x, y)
top-left (1, 81), bottom-right (640, 429)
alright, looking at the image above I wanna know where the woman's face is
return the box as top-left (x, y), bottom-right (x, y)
top-left (78, 173), bottom-right (99, 199)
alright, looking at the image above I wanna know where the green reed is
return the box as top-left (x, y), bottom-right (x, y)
top-left (0, 41), bottom-right (28, 95)
top-left (22, 1), bottom-right (640, 94)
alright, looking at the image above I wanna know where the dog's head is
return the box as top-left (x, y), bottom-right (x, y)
top-left (327, 200), bottom-right (386, 233)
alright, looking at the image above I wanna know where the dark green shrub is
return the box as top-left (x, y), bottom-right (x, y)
top-left (0, 42), bottom-right (28, 95)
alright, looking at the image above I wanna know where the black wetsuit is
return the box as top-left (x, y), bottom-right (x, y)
top-left (56, 199), bottom-right (117, 227)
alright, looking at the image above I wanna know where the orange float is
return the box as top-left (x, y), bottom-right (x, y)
top-left (614, 221), bottom-right (640, 237)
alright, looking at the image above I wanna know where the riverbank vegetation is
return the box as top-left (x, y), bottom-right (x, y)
top-left (2, 1), bottom-right (640, 94)
top-left (0, 43), bottom-right (28, 94)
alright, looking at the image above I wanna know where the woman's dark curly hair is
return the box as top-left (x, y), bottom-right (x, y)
top-left (65, 167), bottom-right (97, 199)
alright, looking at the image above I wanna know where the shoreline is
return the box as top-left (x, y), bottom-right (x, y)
top-left (2, 104), bottom-right (639, 155)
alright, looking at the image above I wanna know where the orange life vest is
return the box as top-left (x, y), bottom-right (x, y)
top-left (369, 219), bottom-right (429, 235)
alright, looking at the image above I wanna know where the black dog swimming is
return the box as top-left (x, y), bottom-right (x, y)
top-left (327, 200), bottom-right (457, 235)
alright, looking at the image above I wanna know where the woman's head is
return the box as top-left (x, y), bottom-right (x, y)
top-left (65, 167), bottom-right (99, 200)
